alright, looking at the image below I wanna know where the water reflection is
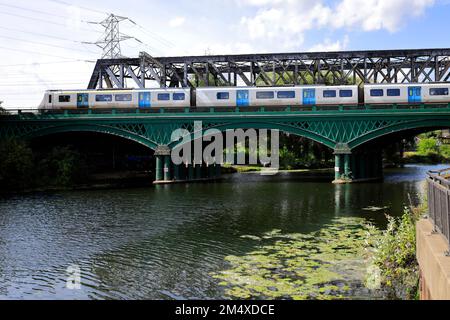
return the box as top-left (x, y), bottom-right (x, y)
top-left (0, 164), bottom-right (445, 299)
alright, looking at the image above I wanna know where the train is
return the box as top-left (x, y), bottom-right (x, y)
top-left (38, 82), bottom-right (450, 110)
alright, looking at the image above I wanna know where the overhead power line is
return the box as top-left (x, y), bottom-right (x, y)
top-left (47, 0), bottom-right (109, 15)
top-left (0, 35), bottom-right (100, 55)
top-left (0, 10), bottom-right (102, 33)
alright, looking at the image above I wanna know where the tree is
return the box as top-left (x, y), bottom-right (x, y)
top-left (0, 138), bottom-right (34, 190)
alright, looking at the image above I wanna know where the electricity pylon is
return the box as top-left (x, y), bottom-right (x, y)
top-left (84, 14), bottom-right (141, 59)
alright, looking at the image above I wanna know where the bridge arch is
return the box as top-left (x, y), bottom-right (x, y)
top-left (22, 124), bottom-right (159, 151)
top-left (168, 121), bottom-right (336, 150)
top-left (349, 119), bottom-right (450, 149)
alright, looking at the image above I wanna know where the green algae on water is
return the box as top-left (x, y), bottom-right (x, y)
top-left (212, 217), bottom-right (374, 300)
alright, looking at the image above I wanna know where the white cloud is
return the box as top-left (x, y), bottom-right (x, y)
top-left (169, 16), bottom-right (186, 28)
top-left (308, 36), bottom-right (350, 52)
top-left (331, 0), bottom-right (435, 32)
top-left (237, 0), bottom-right (435, 51)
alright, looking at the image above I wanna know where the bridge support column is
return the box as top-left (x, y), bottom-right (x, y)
top-left (155, 155), bottom-right (164, 182)
top-left (215, 163), bottom-right (222, 179)
top-left (333, 144), bottom-right (352, 184)
top-left (164, 155), bottom-right (172, 181)
top-left (195, 163), bottom-right (202, 180)
top-left (188, 163), bottom-right (194, 181)
top-left (334, 154), bottom-right (342, 181)
top-left (344, 154), bottom-right (351, 179)
top-left (154, 146), bottom-right (172, 184)
top-left (173, 164), bottom-right (180, 181)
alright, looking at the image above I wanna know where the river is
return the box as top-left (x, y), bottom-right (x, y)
top-left (0, 164), bottom-right (447, 300)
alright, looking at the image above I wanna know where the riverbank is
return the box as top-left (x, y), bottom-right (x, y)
top-left (403, 151), bottom-right (450, 165)
top-left (222, 164), bottom-right (334, 174)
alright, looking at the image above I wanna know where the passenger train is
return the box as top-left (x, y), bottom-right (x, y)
top-left (38, 83), bottom-right (450, 110)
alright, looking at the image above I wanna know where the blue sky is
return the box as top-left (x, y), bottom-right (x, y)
top-left (0, 0), bottom-right (449, 108)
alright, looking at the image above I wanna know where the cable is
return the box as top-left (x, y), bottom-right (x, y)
top-left (47, 0), bottom-right (109, 15)
top-left (0, 60), bottom-right (94, 67)
top-left (0, 2), bottom-right (72, 20)
top-left (0, 45), bottom-right (98, 61)
top-left (0, 25), bottom-right (94, 44)
top-left (0, 35), bottom-right (100, 54)
top-left (0, 11), bottom-right (102, 33)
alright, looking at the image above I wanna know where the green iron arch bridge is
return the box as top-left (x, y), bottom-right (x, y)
top-left (1, 104), bottom-right (450, 184)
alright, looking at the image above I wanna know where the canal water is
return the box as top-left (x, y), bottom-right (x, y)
top-left (0, 164), bottom-right (447, 300)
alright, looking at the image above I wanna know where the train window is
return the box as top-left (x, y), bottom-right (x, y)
top-left (173, 93), bottom-right (186, 100)
top-left (58, 95), bottom-right (70, 103)
top-left (323, 90), bottom-right (336, 98)
top-left (370, 89), bottom-right (384, 97)
top-left (387, 89), bottom-right (401, 96)
top-left (216, 92), bottom-right (230, 100)
top-left (96, 94), bottom-right (113, 102)
top-left (277, 91), bottom-right (295, 99)
top-left (115, 94), bottom-right (132, 102)
top-left (339, 90), bottom-right (353, 97)
top-left (256, 91), bottom-right (275, 99)
top-left (48, 95), bottom-right (52, 103)
top-left (157, 93), bottom-right (170, 101)
top-left (430, 88), bottom-right (449, 96)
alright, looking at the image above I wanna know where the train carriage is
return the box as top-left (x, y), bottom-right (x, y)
top-left (364, 83), bottom-right (450, 105)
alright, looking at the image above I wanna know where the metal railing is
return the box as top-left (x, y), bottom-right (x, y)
top-left (427, 168), bottom-right (450, 250)
top-left (2, 103), bottom-right (450, 119)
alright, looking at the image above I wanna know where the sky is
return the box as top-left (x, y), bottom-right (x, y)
top-left (0, 0), bottom-right (450, 109)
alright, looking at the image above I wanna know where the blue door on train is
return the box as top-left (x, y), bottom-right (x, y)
top-left (77, 93), bottom-right (89, 108)
top-left (408, 87), bottom-right (422, 103)
top-left (236, 90), bottom-right (249, 107)
top-left (303, 89), bottom-right (316, 105)
top-left (139, 92), bottom-right (151, 108)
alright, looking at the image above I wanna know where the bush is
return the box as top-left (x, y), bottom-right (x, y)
top-left (417, 138), bottom-right (439, 155)
top-left (0, 138), bottom-right (34, 190)
top-left (439, 144), bottom-right (450, 159)
top-left (37, 146), bottom-right (88, 187)
top-left (365, 206), bottom-right (425, 299)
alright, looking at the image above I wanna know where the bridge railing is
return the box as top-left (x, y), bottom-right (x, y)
top-left (2, 103), bottom-right (450, 119)
top-left (427, 169), bottom-right (450, 249)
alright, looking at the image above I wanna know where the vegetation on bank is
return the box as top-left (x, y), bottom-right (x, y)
top-left (364, 203), bottom-right (425, 300)
top-left (403, 132), bottom-right (450, 164)
top-left (0, 138), bottom-right (89, 192)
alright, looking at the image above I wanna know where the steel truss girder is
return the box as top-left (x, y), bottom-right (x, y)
top-left (87, 49), bottom-right (450, 89)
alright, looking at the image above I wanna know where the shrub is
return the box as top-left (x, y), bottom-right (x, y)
top-left (439, 144), bottom-right (450, 159)
top-left (365, 206), bottom-right (425, 299)
top-left (417, 138), bottom-right (439, 155)
top-left (0, 138), bottom-right (34, 190)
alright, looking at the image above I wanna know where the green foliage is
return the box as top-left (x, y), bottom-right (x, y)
top-left (279, 146), bottom-right (296, 170)
top-left (0, 138), bottom-right (34, 190)
top-left (417, 138), bottom-right (439, 156)
top-left (37, 146), bottom-right (88, 187)
top-left (0, 138), bottom-right (89, 192)
top-left (439, 144), bottom-right (450, 159)
top-left (364, 207), bottom-right (424, 299)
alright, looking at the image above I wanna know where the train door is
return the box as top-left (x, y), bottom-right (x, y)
top-left (236, 90), bottom-right (249, 107)
top-left (77, 93), bottom-right (89, 108)
top-left (408, 87), bottom-right (422, 103)
top-left (139, 92), bottom-right (151, 108)
top-left (303, 89), bottom-right (316, 105)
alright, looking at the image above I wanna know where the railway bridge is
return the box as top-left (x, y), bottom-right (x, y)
top-left (2, 48), bottom-right (450, 184)
top-left (2, 104), bottom-right (450, 183)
